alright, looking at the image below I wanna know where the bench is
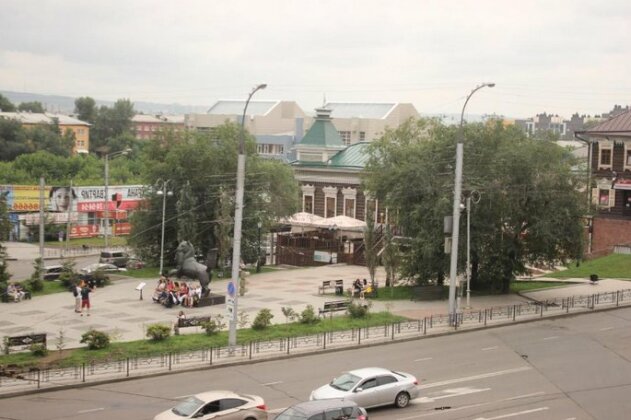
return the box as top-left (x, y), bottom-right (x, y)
top-left (174, 316), bottom-right (211, 335)
top-left (3, 333), bottom-right (47, 353)
top-left (319, 300), bottom-right (351, 317)
top-left (318, 279), bottom-right (344, 295)
top-left (1, 290), bottom-right (31, 303)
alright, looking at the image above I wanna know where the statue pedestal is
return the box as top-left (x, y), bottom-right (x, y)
top-left (196, 293), bottom-right (226, 307)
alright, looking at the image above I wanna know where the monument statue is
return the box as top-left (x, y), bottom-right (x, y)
top-left (173, 240), bottom-right (210, 297)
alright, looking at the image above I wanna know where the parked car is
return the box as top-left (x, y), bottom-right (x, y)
top-left (125, 257), bottom-right (145, 270)
top-left (99, 250), bottom-right (130, 268)
top-left (42, 265), bottom-right (64, 281)
top-left (153, 390), bottom-right (268, 420)
top-left (310, 367), bottom-right (420, 409)
top-left (275, 399), bottom-right (368, 420)
top-left (80, 263), bottom-right (127, 275)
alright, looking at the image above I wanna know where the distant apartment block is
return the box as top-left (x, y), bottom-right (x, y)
top-left (132, 114), bottom-right (185, 140)
top-left (0, 111), bottom-right (90, 154)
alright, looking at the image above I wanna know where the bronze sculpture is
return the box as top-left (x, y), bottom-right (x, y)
top-left (173, 240), bottom-right (210, 297)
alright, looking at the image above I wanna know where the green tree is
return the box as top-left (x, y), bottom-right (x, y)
top-left (364, 119), bottom-right (585, 293)
top-left (363, 209), bottom-right (378, 286)
top-left (0, 118), bottom-right (29, 161)
top-left (74, 97), bottom-right (97, 124)
top-left (90, 99), bottom-right (135, 152)
top-left (0, 94), bottom-right (16, 112)
top-left (18, 101), bottom-right (45, 113)
top-left (176, 181), bottom-right (197, 243)
top-left (382, 225), bottom-right (399, 289)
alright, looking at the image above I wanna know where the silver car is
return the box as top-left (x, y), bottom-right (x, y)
top-left (310, 367), bottom-right (420, 409)
top-left (274, 399), bottom-right (368, 420)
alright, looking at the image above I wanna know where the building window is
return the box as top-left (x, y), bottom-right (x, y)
top-left (344, 198), bottom-right (355, 218)
top-left (359, 131), bottom-right (366, 141)
top-left (600, 149), bottom-right (611, 165)
top-left (326, 197), bottom-right (336, 218)
top-left (599, 189), bottom-right (610, 207)
top-left (339, 131), bottom-right (351, 146)
top-left (304, 195), bottom-right (313, 213)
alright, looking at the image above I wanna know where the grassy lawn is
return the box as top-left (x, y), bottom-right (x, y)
top-left (510, 281), bottom-right (575, 293)
top-left (45, 237), bottom-right (128, 248)
top-left (32, 280), bottom-right (70, 296)
top-left (546, 254), bottom-right (631, 279)
top-left (0, 312), bottom-right (406, 369)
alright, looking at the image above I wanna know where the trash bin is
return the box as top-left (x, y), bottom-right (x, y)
top-left (590, 274), bottom-right (599, 283)
top-left (335, 285), bottom-right (344, 296)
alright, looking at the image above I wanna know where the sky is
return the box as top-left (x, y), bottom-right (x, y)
top-left (1, 0), bottom-right (630, 119)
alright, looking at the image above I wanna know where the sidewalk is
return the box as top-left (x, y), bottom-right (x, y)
top-left (1, 242), bottom-right (630, 349)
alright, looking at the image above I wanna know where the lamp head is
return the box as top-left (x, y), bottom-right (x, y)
top-left (257, 221), bottom-right (262, 228)
top-left (257, 83), bottom-right (267, 91)
top-left (486, 83), bottom-right (495, 88)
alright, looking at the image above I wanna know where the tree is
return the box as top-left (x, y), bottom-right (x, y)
top-left (18, 101), bottom-right (45, 113)
top-left (90, 99), bottom-right (135, 152)
top-left (363, 209), bottom-right (378, 287)
top-left (176, 181), bottom-right (197, 243)
top-left (215, 187), bottom-right (234, 276)
top-left (364, 119), bottom-right (585, 293)
top-left (0, 193), bottom-right (11, 241)
top-left (382, 225), bottom-right (400, 290)
top-left (0, 94), bottom-right (16, 112)
top-left (74, 97), bottom-right (97, 124)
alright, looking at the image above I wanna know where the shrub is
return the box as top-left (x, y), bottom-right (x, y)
top-left (347, 301), bottom-right (370, 319)
top-left (80, 329), bottom-right (111, 350)
top-left (252, 308), bottom-right (274, 330)
top-left (299, 305), bottom-right (320, 325)
top-left (30, 343), bottom-right (48, 357)
top-left (146, 323), bottom-right (171, 341)
top-left (200, 319), bottom-right (220, 336)
top-left (24, 277), bottom-right (44, 292)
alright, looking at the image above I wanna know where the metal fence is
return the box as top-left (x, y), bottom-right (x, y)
top-left (2, 288), bottom-right (631, 395)
top-left (43, 245), bottom-right (128, 259)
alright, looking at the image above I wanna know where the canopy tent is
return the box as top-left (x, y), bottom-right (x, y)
top-left (280, 212), bottom-right (325, 226)
top-left (312, 215), bottom-right (367, 232)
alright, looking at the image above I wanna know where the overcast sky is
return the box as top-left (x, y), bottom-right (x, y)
top-left (1, 0), bottom-right (630, 118)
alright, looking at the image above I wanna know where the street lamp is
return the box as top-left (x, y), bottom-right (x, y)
top-left (448, 83), bottom-right (494, 323)
top-left (103, 148), bottom-right (132, 249)
top-left (156, 180), bottom-right (173, 276)
top-left (229, 83), bottom-right (267, 347)
top-left (256, 220), bottom-right (262, 273)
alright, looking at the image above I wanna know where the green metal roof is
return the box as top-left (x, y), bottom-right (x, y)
top-left (298, 108), bottom-right (345, 148)
top-left (328, 142), bottom-right (370, 168)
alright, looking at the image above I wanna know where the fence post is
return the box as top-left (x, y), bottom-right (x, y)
top-left (126, 358), bottom-right (130, 377)
top-left (287, 337), bottom-right (290, 355)
top-left (358, 328), bottom-right (361, 345)
top-left (423, 318), bottom-right (427, 335)
top-left (37, 369), bottom-right (40, 389)
top-left (540, 302), bottom-right (544, 317)
top-left (323, 332), bottom-right (326, 350)
top-left (82, 363), bottom-right (86, 383)
top-left (392, 323), bottom-right (395, 340)
top-left (430, 315), bottom-right (433, 328)
top-left (168, 352), bottom-right (172, 370)
top-left (210, 347), bottom-right (213, 365)
top-left (484, 309), bottom-right (487, 326)
top-left (566, 298), bottom-right (570, 313)
top-left (417, 319), bottom-right (421, 333)
top-left (617, 290), bottom-right (620, 307)
top-left (513, 305), bottom-right (517, 321)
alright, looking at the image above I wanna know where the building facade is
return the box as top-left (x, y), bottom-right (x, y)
top-left (131, 114), bottom-right (185, 140)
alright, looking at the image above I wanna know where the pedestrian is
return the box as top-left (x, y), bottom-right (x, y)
top-left (73, 281), bottom-right (82, 313)
top-left (80, 282), bottom-right (93, 316)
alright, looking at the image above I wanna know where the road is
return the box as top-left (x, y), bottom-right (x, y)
top-left (1, 308), bottom-right (630, 420)
top-left (6, 255), bottom-right (98, 280)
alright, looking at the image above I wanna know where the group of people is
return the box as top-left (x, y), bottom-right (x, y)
top-left (72, 280), bottom-right (93, 316)
top-left (152, 275), bottom-right (202, 308)
top-left (351, 278), bottom-right (373, 299)
top-left (6, 282), bottom-right (28, 302)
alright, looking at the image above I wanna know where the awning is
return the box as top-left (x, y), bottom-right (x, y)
top-left (614, 180), bottom-right (631, 190)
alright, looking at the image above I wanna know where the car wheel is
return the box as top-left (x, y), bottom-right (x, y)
top-left (395, 391), bottom-right (410, 408)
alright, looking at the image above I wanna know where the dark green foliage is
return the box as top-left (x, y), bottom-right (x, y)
top-left (29, 343), bottom-right (48, 357)
top-left (146, 323), bottom-right (171, 341)
top-left (24, 277), bottom-right (43, 292)
top-left (252, 308), bottom-right (274, 330)
top-left (58, 260), bottom-right (79, 289)
top-left (0, 94), bottom-right (16, 112)
top-left (200, 319), bottom-right (220, 336)
top-left (299, 305), bottom-right (320, 325)
top-left (18, 101), bottom-right (45, 113)
top-left (80, 329), bottom-right (111, 350)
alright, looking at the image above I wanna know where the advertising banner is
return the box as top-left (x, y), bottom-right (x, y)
top-left (1, 185), bottom-right (50, 212)
top-left (74, 185), bottom-right (145, 213)
top-left (70, 224), bottom-right (100, 239)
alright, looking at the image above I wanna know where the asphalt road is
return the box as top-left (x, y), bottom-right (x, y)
top-left (6, 255), bottom-right (98, 281)
top-left (1, 308), bottom-right (630, 420)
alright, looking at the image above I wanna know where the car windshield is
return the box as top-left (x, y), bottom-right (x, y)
top-left (330, 373), bottom-right (361, 391)
top-left (274, 407), bottom-right (308, 420)
top-left (171, 396), bottom-right (204, 417)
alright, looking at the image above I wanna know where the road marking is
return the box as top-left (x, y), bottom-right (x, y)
top-left (473, 407), bottom-right (548, 419)
top-left (505, 391), bottom-right (545, 400)
top-left (174, 394), bottom-right (193, 399)
top-left (543, 336), bottom-right (558, 341)
top-left (414, 357), bottom-right (433, 362)
top-left (420, 367), bottom-right (532, 389)
top-left (262, 381), bottom-right (283, 386)
top-left (415, 387), bottom-right (490, 403)
top-left (481, 346), bottom-right (498, 351)
top-left (600, 327), bottom-right (614, 331)
top-left (77, 408), bottom-right (105, 414)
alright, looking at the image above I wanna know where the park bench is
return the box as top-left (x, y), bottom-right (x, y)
top-left (3, 333), bottom-right (46, 353)
top-left (319, 300), bottom-right (351, 317)
top-left (318, 279), bottom-right (344, 295)
top-left (174, 316), bottom-right (211, 335)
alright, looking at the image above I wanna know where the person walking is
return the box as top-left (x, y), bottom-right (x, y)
top-left (80, 282), bottom-right (93, 316)
top-left (73, 281), bottom-right (82, 313)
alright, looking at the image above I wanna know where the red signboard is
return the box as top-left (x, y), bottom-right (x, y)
top-left (70, 224), bottom-right (100, 239)
top-left (114, 222), bottom-right (131, 235)
top-left (95, 210), bottom-right (128, 220)
top-left (77, 199), bottom-right (142, 212)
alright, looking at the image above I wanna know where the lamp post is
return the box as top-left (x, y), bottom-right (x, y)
top-left (256, 220), bottom-right (262, 273)
top-left (448, 83), bottom-right (494, 323)
top-left (229, 83), bottom-right (267, 347)
top-left (103, 148), bottom-right (132, 249)
top-left (156, 180), bottom-right (173, 276)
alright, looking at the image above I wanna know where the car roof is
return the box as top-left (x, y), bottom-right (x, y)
top-left (347, 367), bottom-right (394, 377)
top-left (44, 265), bottom-right (63, 270)
top-left (288, 399), bottom-right (358, 413)
top-left (194, 390), bottom-right (252, 402)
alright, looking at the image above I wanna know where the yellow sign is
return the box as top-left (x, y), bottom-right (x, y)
top-left (2, 185), bottom-right (50, 212)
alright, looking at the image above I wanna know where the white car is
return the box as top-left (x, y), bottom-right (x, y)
top-left (80, 263), bottom-right (127, 274)
top-left (310, 367), bottom-right (420, 409)
top-left (154, 390), bottom-right (268, 420)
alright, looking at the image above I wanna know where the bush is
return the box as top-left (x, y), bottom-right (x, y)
top-left (299, 305), bottom-right (320, 325)
top-left (80, 329), bottom-right (111, 350)
top-left (24, 277), bottom-right (44, 292)
top-left (200, 319), bottom-right (220, 336)
top-left (30, 343), bottom-right (48, 357)
top-left (252, 308), bottom-right (274, 330)
top-left (146, 323), bottom-right (171, 341)
top-left (347, 301), bottom-right (370, 319)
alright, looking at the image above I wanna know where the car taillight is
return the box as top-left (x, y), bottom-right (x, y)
top-left (358, 415), bottom-right (367, 420)
top-left (256, 404), bottom-right (268, 411)
top-left (414, 379), bottom-right (419, 385)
